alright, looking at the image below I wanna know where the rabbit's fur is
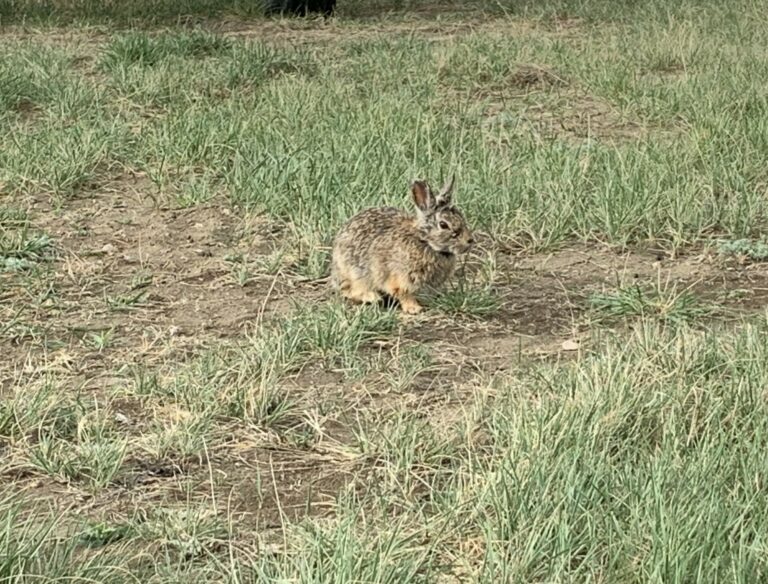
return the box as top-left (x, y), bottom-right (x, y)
top-left (331, 177), bottom-right (474, 314)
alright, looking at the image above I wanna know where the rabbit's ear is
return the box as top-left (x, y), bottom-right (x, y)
top-left (411, 180), bottom-right (435, 213)
top-left (436, 174), bottom-right (455, 206)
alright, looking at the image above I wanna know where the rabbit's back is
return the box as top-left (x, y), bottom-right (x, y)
top-left (333, 206), bottom-right (412, 268)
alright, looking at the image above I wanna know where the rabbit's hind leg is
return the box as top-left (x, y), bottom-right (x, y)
top-left (339, 277), bottom-right (381, 305)
top-left (332, 255), bottom-right (380, 305)
top-left (383, 273), bottom-right (422, 314)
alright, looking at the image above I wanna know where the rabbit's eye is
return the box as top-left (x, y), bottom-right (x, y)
top-left (439, 221), bottom-right (450, 230)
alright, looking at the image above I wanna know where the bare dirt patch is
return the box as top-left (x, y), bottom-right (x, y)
top-left (435, 241), bottom-right (768, 369)
top-left (6, 178), bottom-right (305, 376)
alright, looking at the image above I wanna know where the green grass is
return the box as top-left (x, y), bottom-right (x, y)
top-left (1, 1), bottom-right (767, 245)
top-left (1, 383), bottom-right (126, 490)
top-left (6, 318), bottom-right (768, 580)
top-left (0, 230), bottom-right (53, 272)
top-left (431, 254), bottom-right (504, 317)
top-left (100, 31), bottom-right (233, 70)
top-left (0, 497), bottom-right (129, 583)
top-left (124, 302), bottom-right (397, 431)
top-left (718, 238), bottom-right (768, 261)
top-left (0, 0), bottom-right (267, 24)
top-left (4, 1), bottom-right (768, 581)
top-left (300, 319), bottom-right (768, 581)
top-left (0, 206), bottom-right (54, 272)
top-left (589, 282), bottom-right (712, 325)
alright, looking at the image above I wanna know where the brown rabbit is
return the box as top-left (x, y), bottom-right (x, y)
top-left (331, 176), bottom-right (474, 314)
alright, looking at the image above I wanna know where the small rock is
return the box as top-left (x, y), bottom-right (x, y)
top-left (114, 412), bottom-right (131, 425)
top-left (101, 243), bottom-right (116, 254)
top-left (561, 339), bottom-right (580, 352)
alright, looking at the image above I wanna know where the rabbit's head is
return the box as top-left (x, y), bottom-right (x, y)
top-left (411, 176), bottom-right (474, 256)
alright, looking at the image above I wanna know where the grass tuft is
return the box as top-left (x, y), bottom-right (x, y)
top-left (431, 280), bottom-right (502, 317)
top-left (100, 31), bottom-right (233, 70)
top-left (717, 238), bottom-right (768, 261)
top-left (26, 406), bottom-right (127, 490)
top-left (0, 230), bottom-right (54, 272)
top-left (589, 282), bottom-right (711, 325)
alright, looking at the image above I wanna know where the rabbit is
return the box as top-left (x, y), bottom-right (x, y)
top-left (331, 176), bottom-right (475, 314)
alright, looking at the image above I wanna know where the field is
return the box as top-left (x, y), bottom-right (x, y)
top-left (3, 0), bottom-right (768, 581)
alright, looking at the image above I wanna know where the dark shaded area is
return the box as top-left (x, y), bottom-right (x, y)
top-left (0, 0), bottom-right (260, 24)
top-left (0, 0), bottom-right (343, 24)
top-left (263, 0), bottom-right (336, 16)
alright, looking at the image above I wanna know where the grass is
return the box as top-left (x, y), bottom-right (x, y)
top-left (431, 257), bottom-right (503, 317)
top-left (1, 1), bottom-right (768, 245)
top-left (0, 207), bottom-right (54, 271)
top-left (4, 0), bottom-right (768, 581)
top-left (7, 319), bottom-right (768, 580)
top-left (99, 31), bottom-right (233, 70)
top-left (589, 281), bottom-right (712, 325)
top-left (718, 238), bottom-right (768, 261)
top-left (0, 231), bottom-right (53, 272)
